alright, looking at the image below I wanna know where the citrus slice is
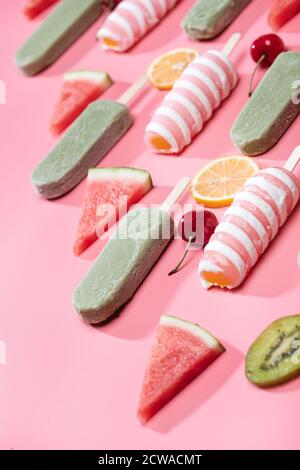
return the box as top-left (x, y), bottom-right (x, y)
top-left (190, 156), bottom-right (260, 208)
top-left (147, 48), bottom-right (198, 90)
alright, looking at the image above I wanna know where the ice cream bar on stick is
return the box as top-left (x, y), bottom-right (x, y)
top-left (32, 100), bottom-right (132, 199)
top-left (16, 0), bottom-right (104, 76)
top-left (31, 50), bottom-right (192, 199)
top-left (231, 52), bottom-right (300, 156)
top-left (182, 0), bottom-right (252, 40)
top-left (145, 33), bottom-right (241, 154)
top-left (97, 0), bottom-right (181, 52)
top-left (73, 177), bottom-right (190, 324)
top-left (268, 0), bottom-right (300, 31)
top-left (24, 0), bottom-right (60, 20)
top-left (199, 146), bottom-right (300, 290)
top-left (31, 74), bottom-right (152, 199)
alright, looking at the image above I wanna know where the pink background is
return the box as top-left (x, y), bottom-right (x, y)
top-left (1, 0), bottom-right (300, 450)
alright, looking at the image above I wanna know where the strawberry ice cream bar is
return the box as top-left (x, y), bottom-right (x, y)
top-left (145, 50), bottom-right (238, 154)
top-left (97, 0), bottom-right (180, 51)
top-left (199, 167), bottom-right (300, 289)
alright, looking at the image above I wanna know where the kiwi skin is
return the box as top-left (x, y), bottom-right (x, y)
top-left (246, 315), bottom-right (300, 388)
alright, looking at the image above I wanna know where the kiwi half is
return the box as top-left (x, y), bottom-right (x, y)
top-left (246, 315), bottom-right (300, 387)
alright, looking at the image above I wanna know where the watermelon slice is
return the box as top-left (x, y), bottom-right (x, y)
top-left (24, 0), bottom-right (60, 19)
top-left (137, 315), bottom-right (225, 424)
top-left (268, 0), bottom-right (300, 30)
top-left (51, 70), bottom-right (113, 135)
top-left (73, 167), bottom-right (153, 257)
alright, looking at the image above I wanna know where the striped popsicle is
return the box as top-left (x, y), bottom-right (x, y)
top-left (145, 48), bottom-right (238, 154)
top-left (199, 166), bottom-right (300, 289)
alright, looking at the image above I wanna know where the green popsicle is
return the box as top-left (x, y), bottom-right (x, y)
top-left (73, 207), bottom-right (174, 324)
top-left (231, 52), bottom-right (300, 156)
top-left (72, 177), bottom-right (190, 324)
top-left (16, 0), bottom-right (103, 76)
top-left (182, 0), bottom-right (252, 40)
top-left (31, 100), bottom-right (132, 199)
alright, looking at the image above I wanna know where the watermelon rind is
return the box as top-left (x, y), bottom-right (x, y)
top-left (64, 70), bottom-right (113, 89)
top-left (88, 167), bottom-right (153, 191)
top-left (160, 315), bottom-right (225, 352)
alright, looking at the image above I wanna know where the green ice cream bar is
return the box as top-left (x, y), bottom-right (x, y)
top-left (32, 100), bottom-right (132, 199)
top-left (182, 0), bottom-right (252, 40)
top-left (16, 0), bottom-right (103, 76)
top-left (73, 207), bottom-right (174, 324)
top-left (231, 52), bottom-right (300, 156)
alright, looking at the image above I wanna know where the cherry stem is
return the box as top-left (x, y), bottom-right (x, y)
top-left (249, 54), bottom-right (266, 97)
top-left (168, 236), bottom-right (193, 277)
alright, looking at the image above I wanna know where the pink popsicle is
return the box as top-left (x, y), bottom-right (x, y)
top-left (145, 50), bottom-right (238, 154)
top-left (97, 0), bottom-right (180, 51)
top-left (199, 167), bottom-right (300, 289)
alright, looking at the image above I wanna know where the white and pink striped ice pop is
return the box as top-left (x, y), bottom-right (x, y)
top-left (199, 166), bottom-right (300, 290)
top-left (145, 47), bottom-right (238, 154)
top-left (97, 0), bottom-right (180, 52)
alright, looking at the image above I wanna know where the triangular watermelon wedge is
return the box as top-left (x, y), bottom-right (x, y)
top-left (24, 0), bottom-right (60, 19)
top-left (137, 315), bottom-right (225, 424)
top-left (268, 0), bottom-right (300, 30)
top-left (51, 70), bottom-right (113, 135)
top-left (73, 167), bottom-right (153, 257)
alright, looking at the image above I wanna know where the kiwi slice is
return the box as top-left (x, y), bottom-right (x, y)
top-left (246, 315), bottom-right (300, 387)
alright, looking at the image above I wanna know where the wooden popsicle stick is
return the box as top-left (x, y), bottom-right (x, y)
top-left (118, 73), bottom-right (149, 105)
top-left (160, 177), bottom-right (191, 214)
top-left (284, 146), bottom-right (300, 172)
top-left (222, 32), bottom-right (241, 57)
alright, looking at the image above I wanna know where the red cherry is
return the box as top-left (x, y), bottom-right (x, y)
top-left (177, 210), bottom-right (218, 245)
top-left (249, 34), bottom-right (285, 96)
top-left (251, 34), bottom-right (285, 66)
top-left (169, 210), bottom-right (218, 276)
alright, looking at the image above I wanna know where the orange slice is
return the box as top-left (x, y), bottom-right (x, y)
top-left (147, 48), bottom-right (198, 90)
top-left (190, 156), bottom-right (260, 208)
